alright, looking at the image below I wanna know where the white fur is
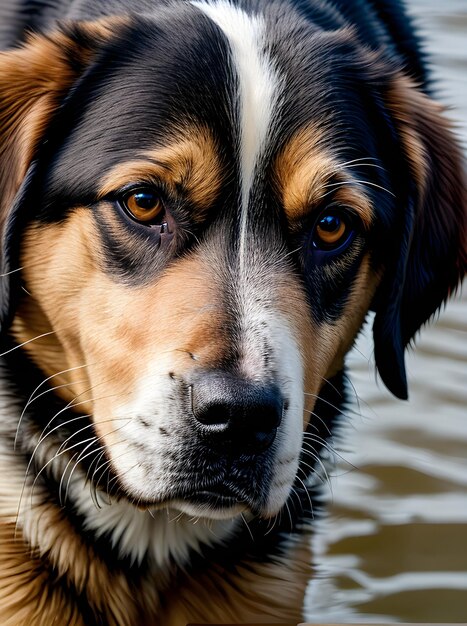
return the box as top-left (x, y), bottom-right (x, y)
top-left (186, 3), bottom-right (303, 516)
top-left (0, 377), bottom-right (238, 570)
top-left (191, 0), bottom-right (281, 271)
top-left (234, 266), bottom-right (305, 515)
top-left (70, 482), bottom-right (239, 567)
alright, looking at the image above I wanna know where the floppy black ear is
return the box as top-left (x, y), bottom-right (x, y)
top-left (0, 22), bottom-right (119, 334)
top-left (372, 73), bottom-right (466, 399)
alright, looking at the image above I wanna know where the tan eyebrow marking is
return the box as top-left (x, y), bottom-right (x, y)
top-left (98, 126), bottom-right (223, 213)
top-left (274, 124), bottom-right (374, 227)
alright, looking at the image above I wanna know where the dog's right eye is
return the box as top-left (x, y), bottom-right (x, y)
top-left (121, 188), bottom-right (165, 224)
top-left (311, 207), bottom-right (356, 253)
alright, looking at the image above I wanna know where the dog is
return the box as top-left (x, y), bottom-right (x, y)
top-left (0, 0), bottom-right (465, 623)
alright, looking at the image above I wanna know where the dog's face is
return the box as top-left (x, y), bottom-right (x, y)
top-left (0, 4), bottom-right (465, 520)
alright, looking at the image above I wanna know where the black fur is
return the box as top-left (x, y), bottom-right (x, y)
top-left (0, 0), bottom-right (465, 621)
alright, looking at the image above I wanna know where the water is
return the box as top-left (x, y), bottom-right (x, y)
top-left (305, 1), bottom-right (467, 622)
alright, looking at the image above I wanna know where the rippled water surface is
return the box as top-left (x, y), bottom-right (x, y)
top-left (305, 1), bottom-right (467, 622)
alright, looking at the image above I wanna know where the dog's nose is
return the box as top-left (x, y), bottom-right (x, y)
top-left (190, 372), bottom-right (283, 453)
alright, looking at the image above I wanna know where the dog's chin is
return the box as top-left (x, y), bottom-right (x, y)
top-left (145, 484), bottom-right (291, 520)
top-left (171, 497), bottom-right (248, 520)
top-left (124, 484), bottom-right (289, 520)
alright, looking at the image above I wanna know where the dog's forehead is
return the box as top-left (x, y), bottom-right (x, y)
top-left (42, 2), bottom-right (374, 211)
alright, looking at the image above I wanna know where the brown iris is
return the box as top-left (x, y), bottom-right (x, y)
top-left (315, 212), bottom-right (348, 247)
top-left (123, 189), bottom-right (164, 223)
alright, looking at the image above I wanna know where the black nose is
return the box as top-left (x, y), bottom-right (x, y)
top-left (190, 372), bottom-right (283, 453)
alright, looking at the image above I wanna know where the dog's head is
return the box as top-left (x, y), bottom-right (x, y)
top-left (0, 3), bottom-right (465, 520)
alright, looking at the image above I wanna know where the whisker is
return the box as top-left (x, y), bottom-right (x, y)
top-left (27, 380), bottom-right (134, 475)
top-left (301, 440), bottom-right (333, 488)
top-left (284, 499), bottom-right (294, 533)
top-left (296, 476), bottom-right (314, 518)
top-left (19, 413), bottom-right (92, 517)
top-left (263, 513), bottom-right (279, 536)
top-left (283, 245), bottom-right (302, 259)
top-left (303, 434), bottom-right (357, 470)
top-left (344, 162), bottom-right (386, 172)
top-left (303, 390), bottom-right (353, 420)
top-left (323, 179), bottom-right (395, 197)
top-left (240, 513), bottom-right (254, 542)
top-left (0, 331), bottom-right (56, 358)
top-left (27, 394), bottom-right (106, 476)
top-left (337, 156), bottom-right (380, 168)
top-left (23, 414), bottom-right (129, 515)
top-left (15, 372), bottom-right (90, 449)
top-left (302, 402), bottom-right (335, 434)
top-left (342, 372), bottom-right (379, 421)
top-left (62, 438), bottom-right (101, 504)
top-left (168, 510), bottom-right (185, 523)
top-left (302, 431), bottom-right (337, 454)
top-left (105, 460), bottom-right (140, 492)
top-left (62, 421), bottom-right (133, 505)
top-left (0, 266), bottom-right (24, 277)
top-left (30, 435), bottom-right (95, 506)
top-left (88, 448), bottom-right (106, 509)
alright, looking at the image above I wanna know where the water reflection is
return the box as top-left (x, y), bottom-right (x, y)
top-left (305, 1), bottom-right (467, 621)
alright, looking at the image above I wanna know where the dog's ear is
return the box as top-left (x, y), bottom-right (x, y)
top-left (0, 22), bottom-right (118, 333)
top-left (372, 73), bottom-right (466, 399)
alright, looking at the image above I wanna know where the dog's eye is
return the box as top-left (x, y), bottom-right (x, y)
top-left (122, 189), bottom-right (164, 224)
top-left (313, 209), bottom-right (353, 251)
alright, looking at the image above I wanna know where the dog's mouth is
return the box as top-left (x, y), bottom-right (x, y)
top-left (168, 484), bottom-right (256, 519)
top-left (181, 489), bottom-right (245, 511)
top-left (127, 486), bottom-right (253, 519)
top-left (120, 458), bottom-right (275, 517)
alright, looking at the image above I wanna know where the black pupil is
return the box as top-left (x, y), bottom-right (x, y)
top-left (319, 214), bottom-right (341, 232)
top-left (134, 191), bottom-right (158, 209)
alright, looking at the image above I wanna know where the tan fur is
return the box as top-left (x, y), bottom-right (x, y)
top-left (385, 74), bottom-right (431, 195)
top-left (295, 255), bottom-right (380, 422)
top-left (160, 535), bottom-right (312, 624)
top-left (0, 511), bottom-right (160, 626)
top-left (0, 480), bottom-right (308, 625)
top-left (11, 212), bottom-right (230, 423)
top-left (274, 125), bottom-right (373, 227)
top-left (0, 20), bottom-right (124, 233)
top-left (0, 521), bottom-right (85, 626)
top-left (0, 33), bottom-right (71, 223)
top-left (274, 125), bottom-right (378, 411)
top-left (98, 129), bottom-right (223, 213)
top-left (320, 255), bottom-right (381, 380)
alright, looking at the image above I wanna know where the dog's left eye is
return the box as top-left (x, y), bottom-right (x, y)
top-left (312, 208), bottom-right (355, 252)
top-left (121, 188), bottom-right (164, 224)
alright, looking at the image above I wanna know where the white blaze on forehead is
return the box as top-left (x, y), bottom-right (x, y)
top-left (191, 0), bottom-right (281, 265)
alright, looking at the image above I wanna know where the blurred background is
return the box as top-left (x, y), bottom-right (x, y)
top-left (305, 0), bottom-right (467, 622)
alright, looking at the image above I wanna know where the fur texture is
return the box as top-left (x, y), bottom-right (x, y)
top-left (0, 0), bottom-right (465, 623)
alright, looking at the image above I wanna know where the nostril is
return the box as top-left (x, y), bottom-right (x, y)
top-left (192, 400), bottom-right (230, 426)
top-left (254, 396), bottom-right (283, 431)
top-left (190, 384), bottom-right (231, 426)
top-left (245, 429), bottom-right (277, 453)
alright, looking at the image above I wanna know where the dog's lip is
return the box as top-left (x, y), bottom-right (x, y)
top-left (185, 489), bottom-right (243, 507)
top-left (132, 491), bottom-right (240, 511)
top-left (132, 487), bottom-right (247, 511)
